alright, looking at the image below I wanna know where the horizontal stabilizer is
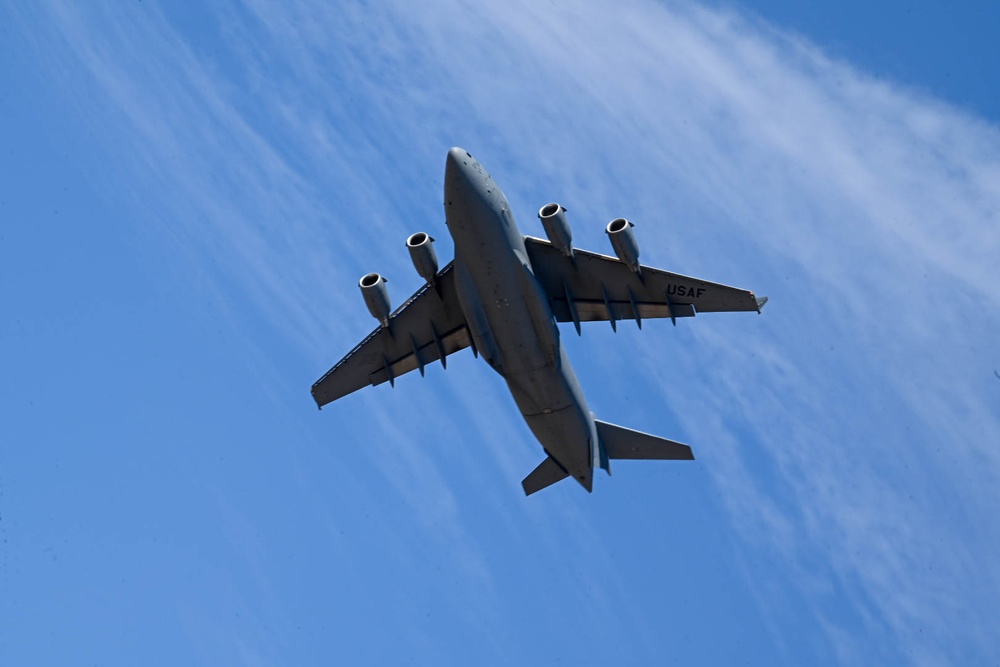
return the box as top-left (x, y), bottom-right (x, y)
top-left (595, 420), bottom-right (694, 460)
top-left (522, 455), bottom-right (570, 496)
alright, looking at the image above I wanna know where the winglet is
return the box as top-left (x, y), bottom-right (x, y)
top-left (756, 295), bottom-right (769, 313)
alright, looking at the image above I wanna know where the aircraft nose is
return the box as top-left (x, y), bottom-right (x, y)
top-left (445, 147), bottom-right (473, 182)
top-left (444, 147), bottom-right (477, 205)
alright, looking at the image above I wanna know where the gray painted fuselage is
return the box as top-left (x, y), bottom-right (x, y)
top-left (444, 148), bottom-right (597, 491)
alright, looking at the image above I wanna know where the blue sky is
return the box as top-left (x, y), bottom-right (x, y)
top-left (727, 0), bottom-right (1000, 120)
top-left (2, 1), bottom-right (999, 665)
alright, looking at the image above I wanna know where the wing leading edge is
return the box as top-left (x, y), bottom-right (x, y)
top-left (311, 261), bottom-right (469, 407)
top-left (523, 236), bottom-right (764, 330)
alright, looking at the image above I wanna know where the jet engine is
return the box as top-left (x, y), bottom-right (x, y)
top-left (606, 218), bottom-right (641, 274)
top-left (538, 203), bottom-right (574, 257)
top-left (406, 232), bottom-right (439, 284)
top-left (359, 272), bottom-right (391, 327)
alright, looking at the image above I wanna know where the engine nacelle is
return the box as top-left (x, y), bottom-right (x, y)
top-left (359, 272), bottom-right (391, 326)
top-left (606, 218), bottom-right (641, 274)
top-left (538, 203), bottom-right (574, 258)
top-left (406, 232), bottom-right (439, 284)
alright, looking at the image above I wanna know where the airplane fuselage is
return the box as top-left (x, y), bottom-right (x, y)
top-left (313, 147), bottom-right (762, 493)
top-left (444, 148), bottom-right (597, 490)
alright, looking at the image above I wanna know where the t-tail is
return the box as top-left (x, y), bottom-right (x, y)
top-left (521, 420), bottom-right (694, 496)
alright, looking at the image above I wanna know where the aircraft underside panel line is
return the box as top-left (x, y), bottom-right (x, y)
top-left (563, 280), bottom-right (581, 335)
top-left (549, 299), bottom-right (696, 323)
top-left (369, 325), bottom-right (471, 387)
top-left (523, 236), bottom-right (761, 325)
top-left (430, 322), bottom-right (447, 369)
top-left (627, 285), bottom-right (642, 329)
top-left (410, 334), bottom-right (425, 376)
top-left (601, 284), bottom-right (617, 331)
top-left (311, 261), bottom-right (468, 407)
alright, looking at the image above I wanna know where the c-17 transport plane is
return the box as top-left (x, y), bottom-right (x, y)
top-left (312, 147), bottom-right (767, 496)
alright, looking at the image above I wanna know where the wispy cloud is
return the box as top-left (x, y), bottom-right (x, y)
top-left (21, 0), bottom-right (1000, 663)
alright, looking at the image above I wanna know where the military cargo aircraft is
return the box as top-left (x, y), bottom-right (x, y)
top-left (312, 148), bottom-right (766, 495)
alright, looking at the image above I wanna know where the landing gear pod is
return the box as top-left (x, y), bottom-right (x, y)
top-left (538, 203), bottom-right (574, 258)
top-left (606, 218), bottom-right (641, 275)
top-left (406, 232), bottom-right (439, 284)
top-left (359, 272), bottom-right (391, 327)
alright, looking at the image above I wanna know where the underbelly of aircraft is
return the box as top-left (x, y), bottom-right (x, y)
top-left (503, 365), bottom-right (573, 417)
top-left (468, 257), bottom-right (558, 373)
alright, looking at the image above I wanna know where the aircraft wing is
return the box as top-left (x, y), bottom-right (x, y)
top-left (311, 261), bottom-right (470, 408)
top-left (523, 236), bottom-right (765, 329)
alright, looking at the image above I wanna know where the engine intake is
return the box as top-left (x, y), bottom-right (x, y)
top-left (359, 272), bottom-right (391, 326)
top-left (406, 232), bottom-right (439, 284)
top-left (538, 203), bottom-right (573, 258)
top-left (606, 218), bottom-right (641, 274)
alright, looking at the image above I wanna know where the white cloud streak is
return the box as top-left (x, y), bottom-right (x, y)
top-left (18, 0), bottom-right (1000, 663)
